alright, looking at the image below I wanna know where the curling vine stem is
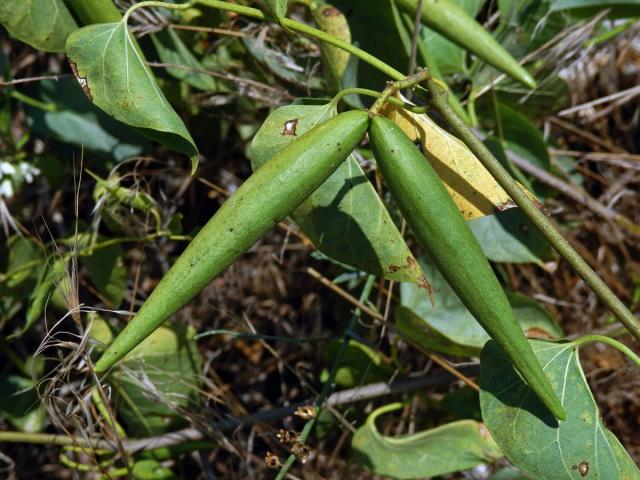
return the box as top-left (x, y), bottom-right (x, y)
top-left (574, 335), bottom-right (640, 368)
top-left (123, 0), bottom-right (195, 23)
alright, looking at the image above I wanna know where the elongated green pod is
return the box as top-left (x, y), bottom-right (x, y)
top-left (64, 0), bottom-right (123, 25)
top-left (394, 0), bottom-right (535, 88)
top-left (369, 116), bottom-right (564, 420)
top-left (94, 110), bottom-right (369, 373)
top-left (312, 3), bottom-right (351, 92)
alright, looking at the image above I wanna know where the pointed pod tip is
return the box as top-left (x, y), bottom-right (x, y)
top-left (93, 355), bottom-right (111, 374)
top-left (547, 399), bottom-right (566, 421)
top-left (190, 155), bottom-right (199, 175)
top-left (94, 348), bottom-right (123, 374)
top-left (520, 71), bottom-right (537, 90)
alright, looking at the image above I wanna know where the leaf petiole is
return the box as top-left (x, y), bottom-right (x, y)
top-left (574, 335), bottom-right (640, 369)
top-left (331, 87), bottom-right (428, 113)
top-left (122, 0), bottom-right (196, 24)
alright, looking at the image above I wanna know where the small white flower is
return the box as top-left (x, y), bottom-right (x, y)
top-left (18, 162), bottom-right (40, 183)
top-left (0, 179), bottom-right (14, 198)
top-left (0, 161), bottom-right (16, 176)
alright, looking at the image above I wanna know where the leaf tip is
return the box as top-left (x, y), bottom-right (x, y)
top-left (190, 155), bottom-right (199, 175)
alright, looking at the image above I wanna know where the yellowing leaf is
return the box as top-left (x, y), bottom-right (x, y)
top-left (382, 94), bottom-right (511, 219)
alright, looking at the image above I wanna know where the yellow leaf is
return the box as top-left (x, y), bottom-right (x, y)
top-left (382, 94), bottom-right (512, 219)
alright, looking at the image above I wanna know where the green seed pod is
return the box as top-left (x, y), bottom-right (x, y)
top-left (369, 116), bottom-right (565, 421)
top-left (312, 3), bottom-right (351, 92)
top-left (94, 110), bottom-right (370, 373)
top-left (394, 0), bottom-right (535, 88)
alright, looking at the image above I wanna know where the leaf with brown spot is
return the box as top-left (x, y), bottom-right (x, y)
top-left (481, 339), bottom-right (640, 479)
top-left (65, 20), bottom-right (199, 172)
top-left (282, 118), bottom-right (298, 136)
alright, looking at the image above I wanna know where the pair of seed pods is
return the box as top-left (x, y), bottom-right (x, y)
top-left (94, 110), bottom-right (565, 421)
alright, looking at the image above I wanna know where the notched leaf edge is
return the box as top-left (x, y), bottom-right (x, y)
top-left (68, 58), bottom-right (92, 101)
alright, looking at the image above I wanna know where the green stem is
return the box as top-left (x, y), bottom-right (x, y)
top-left (0, 431), bottom-right (108, 448)
top-left (195, 329), bottom-right (331, 344)
top-left (0, 233), bottom-right (190, 284)
top-left (85, 234), bottom-right (190, 254)
top-left (370, 70), bottom-right (431, 115)
top-left (585, 18), bottom-right (637, 47)
top-left (9, 91), bottom-right (58, 112)
top-left (91, 387), bottom-right (127, 438)
top-left (122, 0), bottom-right (195, 23)
top-left (573, 335), bottom-right (640, 367)
top-left (195, 0), bottom-right (405, 81)
top-left (274, 275), bottom-right (377, 480)
top-left (332, 88), bottom-right (427, 113)
top-left (397, 10), bottom-right (470, 124)
top-left (574, 335), bottom-right (640, 368)
top-left (424, 76), bottom-right (640, 342)
top-left (466, 85), bottom-right (479, 127)
top-left (59, 445), bottom-right (116, 473)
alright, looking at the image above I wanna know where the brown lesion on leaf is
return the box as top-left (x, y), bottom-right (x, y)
top-left (68, 59), bottom-right (93, 101)
top-left (496, 199), bottom-right (516, 212)
top-left (407, 256), bottom-right (435, 306)
top-left (282, 118), bottom-right (298, 136)
top-left (384, 257), bottom-right (433, 304)
top-left (418, 273), bottom-right (435, 306)
top-left (572, 461), bottom-right (589, 477)
top-left (387, 264), bottom-right (401, 274)
top-left (579, 462), bottom-right (589, 476)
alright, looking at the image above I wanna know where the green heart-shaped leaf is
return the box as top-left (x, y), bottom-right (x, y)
top-left (0, 0), bottom-right (77, 52)
top-left (66, 21), bottom-right (198, 171)
top-left (352, 402), bottom-right (502, 479)
top-left (480, 339), bottom-right (640, 479)
top-left (398, 257), bottom-right (563, 355)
